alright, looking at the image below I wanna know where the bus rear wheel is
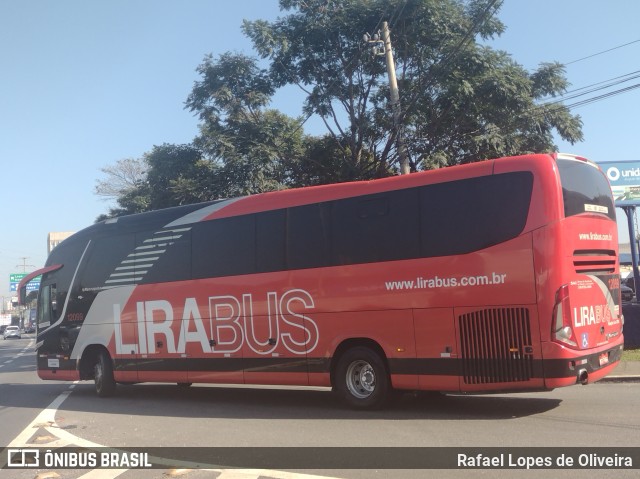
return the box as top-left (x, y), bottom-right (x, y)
top-left (335, 346), bottom-right (390, 409)
top-left (94, 350), bottom-right (116, 397)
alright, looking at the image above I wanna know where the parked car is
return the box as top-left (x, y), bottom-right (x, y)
top-left (623, 275), bottom-right (635, 292)
top-left (3, 325), bottom-right (21, 340)
top-left (621, 284), bottom-right (634, 302)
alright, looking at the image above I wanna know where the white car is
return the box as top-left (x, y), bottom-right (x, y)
top-left (3, 325), bottom-right (21, 340)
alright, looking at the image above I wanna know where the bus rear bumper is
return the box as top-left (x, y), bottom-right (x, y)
top-left (542, 342), bottom-right (624, 389)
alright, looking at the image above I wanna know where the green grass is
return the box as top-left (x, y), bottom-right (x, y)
top-left (622, 348), bottom-right (640, 361)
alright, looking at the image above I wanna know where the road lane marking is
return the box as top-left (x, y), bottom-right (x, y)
top-left (2, 382), bottom-right (343, 479)
top-left (3, 340), bottom-right (343, 479)
top-left (0, 339), bottom-right (35, 367)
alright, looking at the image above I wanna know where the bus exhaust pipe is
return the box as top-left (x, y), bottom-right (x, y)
top-left (578, 369), bottom-right (589, 385)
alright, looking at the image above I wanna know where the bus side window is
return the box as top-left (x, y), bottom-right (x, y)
top-left (256, 210), bottom-right (286, 273)
top-left (357, 198), bottom-right (389, 219)
top-left (193, 216), bottom-right (256, 278)
top-left (286, 203), bottom-right (332, 270)
top-left (38, 284), bottom-right (58, 325)
top-left (332, 189), bottom-right (419, 265)
top-left (419, 172), bottom-right (532, 257)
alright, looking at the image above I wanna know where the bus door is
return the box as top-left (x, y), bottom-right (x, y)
top-left (127, 226), bottom-right (192, 384)
top-left (133, 296), bottom-right (189, 384)
top-left (413, 308), bottom-right (459, 391)
top-left (242, 289), bottom-right (313, 386)
top-left (186, 292), bottom-right (244, 384)
top-left (74, 234), bottom-right (143, 382)
top-left (35, 275), bottom-right (75, 379)
top-left (110, 291), bottom-right (140, 383)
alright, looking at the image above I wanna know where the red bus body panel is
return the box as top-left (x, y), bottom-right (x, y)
top-left (33, 154), bottom-right (624, 395)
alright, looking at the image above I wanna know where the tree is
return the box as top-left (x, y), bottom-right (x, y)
top-left (243, 0), bottom-right (582, 173)
top-left (144, 143), bottom-right (215, 208)
top-left (98, 0), bottom-right (585, 218)
top-left (96, 144), bottom-right (216, 220)
top-left (289, 134), bottom-right (380, 187)
top-left (24, 291), bottom-right (38, 308)
top-left (186, 53), bottom-right (306, 196)
top-left (95, 157), bottom-right (147, 200)
top-left (99, 184), bottom-right (152, 220)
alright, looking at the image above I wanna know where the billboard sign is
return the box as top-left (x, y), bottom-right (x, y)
top-left (599, 161), bottom-right (640, 202)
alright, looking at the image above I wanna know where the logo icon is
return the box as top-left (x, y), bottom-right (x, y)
top-left (606, 167), bottom-right (620, 182)
top-left (7, 449), bottom-right (40, 468)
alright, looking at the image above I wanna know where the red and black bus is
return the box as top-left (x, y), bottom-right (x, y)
top-left (19, 153), bottom-right (623, 408)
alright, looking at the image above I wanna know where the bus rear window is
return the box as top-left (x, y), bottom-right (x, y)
top-left (557, 158), bottom-right (616, 220)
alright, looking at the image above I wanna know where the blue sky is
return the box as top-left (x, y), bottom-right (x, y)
top-left (2, 0), bottom-right (640, 297)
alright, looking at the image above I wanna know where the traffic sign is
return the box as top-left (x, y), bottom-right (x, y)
top-left (9, 273), bottom-right (40, 293)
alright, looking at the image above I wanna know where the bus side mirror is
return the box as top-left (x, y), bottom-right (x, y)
top-left (16, 264), bottom-right (63, 306)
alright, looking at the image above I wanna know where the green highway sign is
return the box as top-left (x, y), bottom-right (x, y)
top-left (9, 272), bottom-right (41, 293)
top-left (10, 273), bottom-right (28, 283)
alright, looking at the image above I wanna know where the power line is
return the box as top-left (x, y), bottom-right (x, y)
top-left (389, 0), bottom-right (409, 29)
top-left (559, 70), bottom-right (640, 97)
top-left (273, 2), bottom-right (640, 160)
top-left (564, 82), bottom-right (640, 109)
top-left (565, 38), bottom-right (640, 65)
top-left (400, 0), bottom-right (502, 120)
top-left (15, 257), bottom-right (35, 273)
top-left (544, 70), bottom-right (640, 106)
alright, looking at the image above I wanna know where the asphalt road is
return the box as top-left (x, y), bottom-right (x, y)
top-left (0, 335), bottom-right (70, 439)
top-left (1, 335), bottom-right (639, 479)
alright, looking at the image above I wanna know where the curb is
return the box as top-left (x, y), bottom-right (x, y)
top-left (598, 375), bottom-right (640, 383)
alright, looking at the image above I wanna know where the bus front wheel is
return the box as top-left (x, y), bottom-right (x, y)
top-left (94, 350), bottom-right (116, 397)
top-left (335, 346), bottom-right (390, 409)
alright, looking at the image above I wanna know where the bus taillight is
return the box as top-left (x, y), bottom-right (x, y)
top-left (552, 284), bottom-right (578, 348)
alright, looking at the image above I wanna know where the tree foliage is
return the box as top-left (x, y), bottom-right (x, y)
top-left (96, 144), bottom-right (214, 220)
top-left (24, 291), bottom-right (38, 308)
top-left (243, 0), bottom-right (582, 171)
top-left (186, 53), bottom-right (306, 196)
top-left (98, 0), bottom-right (583, 219)
top-left (95, 157), bottom-right (147, 200)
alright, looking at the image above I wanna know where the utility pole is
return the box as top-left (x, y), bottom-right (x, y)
top-left (381, 22), bottom-right (410, 175)
top-left (365, 22), bottom-right (410, 175)
top-left (16, 257), bottom-right (35, 273)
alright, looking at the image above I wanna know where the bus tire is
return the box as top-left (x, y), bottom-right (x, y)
top-left (335, 346), bottom-right (390, 409)
top-left (94, 350), bottom-right (116, 397)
